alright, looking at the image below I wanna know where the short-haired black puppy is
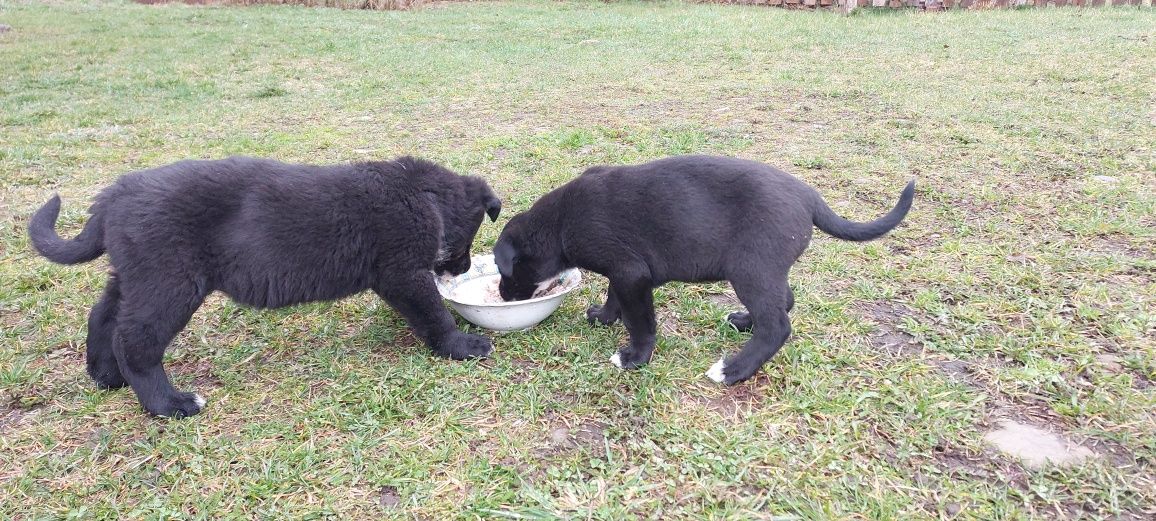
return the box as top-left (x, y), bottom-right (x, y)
top-left (495, 155), bottom-right (913, 385)
top-left (29, 156), bottom-right (501, 418)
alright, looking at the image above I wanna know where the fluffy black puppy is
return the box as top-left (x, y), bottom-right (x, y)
top-left (29, 156), bottom-right (501, 418)
top-left (495, 155), bottom-right (913, 385)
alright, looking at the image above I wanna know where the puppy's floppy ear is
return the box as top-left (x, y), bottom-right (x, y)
top-left (467, 177), bottom-right (504, 221)
top-left (484, 194), bottom-right (501, 222)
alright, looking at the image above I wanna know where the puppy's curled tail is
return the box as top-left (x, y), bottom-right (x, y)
top-left (28, 195), bottom-right (106, 264)
top-left (812, 180), bottom-right (915, 242)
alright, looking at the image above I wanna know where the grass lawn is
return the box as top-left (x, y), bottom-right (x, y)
top-left (1, 0), bottom-right (1154, 518)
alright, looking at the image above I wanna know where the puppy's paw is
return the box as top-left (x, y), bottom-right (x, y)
top-left (145, 392), bottom-right (205, 419)
top-left (726, 311), bottom-right (753, 332)
top-left (436, 332), bottom-right (494, 360)
top-left (586, 305), bottom-right (619, 326)
top-left (610, 347), bottom-right (651, 370)
top-left (704, 356), bottom-right (757, 386)
top-left (705, 357), bottom-right (727, 383)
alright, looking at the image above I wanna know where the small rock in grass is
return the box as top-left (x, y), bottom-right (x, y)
top-left (944, 502), bottom-right (962, 516)
top-left (550, 427), bottom-right (570, 445)
top-left (1095, 353), bottom-right (1123, 373)
top-left (1091, 175), bottom-right (1118, 184)
top-left (983, 420), bottom-right (1094, 469)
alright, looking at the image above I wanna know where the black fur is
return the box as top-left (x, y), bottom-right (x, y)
top-left (495, 155), bottom-right (914, 385)
top-left (29, 156), bottom-right (501, 418)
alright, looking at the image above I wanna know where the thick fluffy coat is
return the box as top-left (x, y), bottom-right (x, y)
top-left (495, 155), bottom-right (913, 385)
top-left (29, 156), bottom-right (500, 418)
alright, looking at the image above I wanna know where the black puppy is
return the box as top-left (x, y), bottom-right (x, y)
top-left (29, 156), bottom-right (501, 418)
top-left (495, 155), bottom-right (913, 385)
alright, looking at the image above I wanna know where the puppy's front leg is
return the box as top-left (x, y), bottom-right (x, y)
top-left (607, 275), bottom-right (657, 370)
top-left (375, 272), bottom-right (492, 360)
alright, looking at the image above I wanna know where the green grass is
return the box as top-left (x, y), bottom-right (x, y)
top-left (2, 1), bottom-right (1154, 518)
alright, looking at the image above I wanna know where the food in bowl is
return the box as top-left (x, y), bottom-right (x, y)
top-left (449, 275), bottom-right (503, 305)
top-left (448, 275), bottom-right (566, 305)
top-left (436, 254), bottom-right (582, 331)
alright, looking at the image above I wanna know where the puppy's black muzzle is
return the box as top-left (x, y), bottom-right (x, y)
top-left (498, 276), bottom-right (537, 302)
top-left (435, 253), bottom-right (471, 276)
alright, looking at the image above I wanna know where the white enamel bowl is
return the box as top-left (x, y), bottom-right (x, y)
top-left (435, 254), bottom-right (582, 332)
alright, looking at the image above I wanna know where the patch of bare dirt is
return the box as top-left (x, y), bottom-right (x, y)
top-left (683, 385), bottom-right (764, 420)
top-left (169, 358), bottom-right (222, 390)
top-left (537, 417), bottom-right (609, 459)
top-left (656, 307), bottom-right (682, 337)
top-left (0, 407), bottom-right (37, 434)
top-left (859, 301), bottom-right (925, 359)
top-left (705, 289), bottom-right (741, 310)
top-left (1089, 235), bottom-right (1154, 260)
top-left (505, 357), bottom-right (537, 384)
top-left (386, 329), bottom-right (421, 350)
top-left (548, 420), bottom-right (606, 451)
top-left (378, 485), bottom-right (401, 509)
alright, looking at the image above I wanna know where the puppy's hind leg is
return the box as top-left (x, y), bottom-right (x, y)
top-left (586, 285), bottom-right (621, 326)
top-left (725, 287), bottom-right (792, 333)
top-left (87, 274), bottom-right (126, 389)
top-left (726, 311), bottom-right (753, 333)
top-left (707, 271), bottom-right (792, 386)
top-left (113, 278), bottom-right (208, 418)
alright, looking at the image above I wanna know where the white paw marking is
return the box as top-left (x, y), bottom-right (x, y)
top-left (193, 394), bottom-right (206, 408)
top-left (705, 357), bottom-right (727, 383)
top-left (609, 352), bottom-right (623, 369)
